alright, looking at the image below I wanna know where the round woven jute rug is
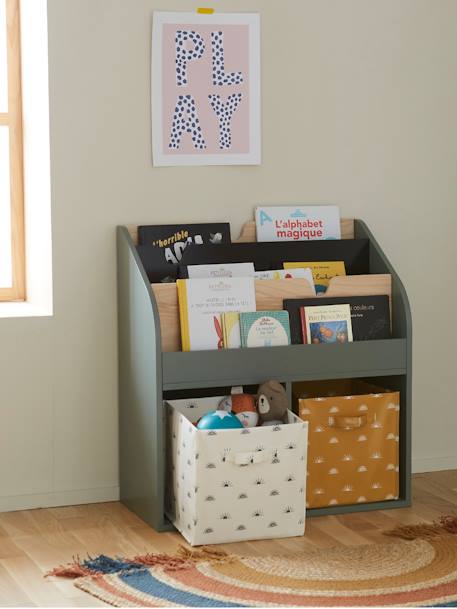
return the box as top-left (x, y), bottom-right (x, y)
top-left (64, 536), bottom-right (457, 607)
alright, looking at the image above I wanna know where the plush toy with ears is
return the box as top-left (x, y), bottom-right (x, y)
top-left (256, 380), bottom-right (289, 426)
top-left (218, 394), bottom-right (259, 428)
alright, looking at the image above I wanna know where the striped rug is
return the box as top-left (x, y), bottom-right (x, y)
top-left (55, 536), bottom-right (457, 607)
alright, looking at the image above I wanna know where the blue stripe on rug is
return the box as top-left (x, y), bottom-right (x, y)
top-left (119, 568), bottom-right (246, 607)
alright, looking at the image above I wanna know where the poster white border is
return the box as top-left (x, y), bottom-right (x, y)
top-left (151, 12), bottom-right (261, 167)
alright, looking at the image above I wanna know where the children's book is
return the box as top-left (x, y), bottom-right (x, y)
top-left (177, 277), bottom-right (256, 351)
top-left (283, 261), bottom-right (345, 293)
top-left (301, 304), bottom-right (353, 345)
top-left (255, 206), bottom-right (341, 242)
top-left (253, 267), bottom-right (316, 293)
top-left (284, 295), bottom-right (390, 344)
top-left (137, 223), bottom-right (231, 265)
top-left (187, 262), bottom-right (255, 279)
top-left (221, 312), bottom-right (241, 349)
top-left (239, 311), bottom-right (291, 348)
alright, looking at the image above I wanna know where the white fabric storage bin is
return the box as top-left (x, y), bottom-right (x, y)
top-left (165, 396), bottom-right (308, 546)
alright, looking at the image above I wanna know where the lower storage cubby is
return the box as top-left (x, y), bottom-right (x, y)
top-left (165, 396), bottom-right (308, 546)
top-left (293, 379), bottom-right (400, 510)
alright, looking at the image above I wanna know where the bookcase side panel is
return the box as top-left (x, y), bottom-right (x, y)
top-left (354, 220), bottom-right (412, 508)
top-left (117, 227), bottom-right (170, 531)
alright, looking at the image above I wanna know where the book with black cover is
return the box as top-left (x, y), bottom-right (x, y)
top-left (283, 295), bottom-right (391, 344)
top-left (138, 223), bottom-right (231, 258)
top-left (136, 223), bottom-right (231, 282)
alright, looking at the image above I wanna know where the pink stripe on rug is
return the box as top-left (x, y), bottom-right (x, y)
top-left (170, 563), bottom-right (457, 607)
top-left (78, 574), bottom-right (159, 608)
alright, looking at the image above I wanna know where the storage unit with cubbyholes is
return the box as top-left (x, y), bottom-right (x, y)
top-left (117, 218), bottom-right (411, 532)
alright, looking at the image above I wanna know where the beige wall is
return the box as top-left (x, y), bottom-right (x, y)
top-left (0, 0), bottom-right (456, 510)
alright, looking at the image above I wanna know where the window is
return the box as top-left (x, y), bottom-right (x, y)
top-left (0, 0), bottom-right (25, 301)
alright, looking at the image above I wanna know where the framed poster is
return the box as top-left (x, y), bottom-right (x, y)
top-left (151, 12), bottom-right (261, 166)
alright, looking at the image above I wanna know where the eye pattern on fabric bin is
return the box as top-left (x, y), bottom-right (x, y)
top-left (166, 403), bottom-right (307, 545)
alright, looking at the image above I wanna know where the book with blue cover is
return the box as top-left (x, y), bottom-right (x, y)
top-left (240, 311), bottom-right (291, 348)
top-left (301, 304), bottom-right (353, 344)
top-left (283, 295), bottom-right (390, 344)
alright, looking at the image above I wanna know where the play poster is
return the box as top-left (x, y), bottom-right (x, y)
top-left (151, 12), bottom-right (261, 166)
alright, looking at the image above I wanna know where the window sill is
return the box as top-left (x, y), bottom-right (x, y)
top-left (2, 0), bottom-right (55, 322)
top-left (0, 300), bottom-right (52, 318)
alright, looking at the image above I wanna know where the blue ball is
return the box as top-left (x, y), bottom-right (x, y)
top-left (197, 410), bottom-right (243, 430)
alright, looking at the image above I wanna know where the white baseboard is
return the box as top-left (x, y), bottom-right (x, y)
top-left (0, 486), bottom-right (120, 513)
top-left (2, 460), bottom-right (456, 513)
top-left (412, 455), bottom-right (457, 473)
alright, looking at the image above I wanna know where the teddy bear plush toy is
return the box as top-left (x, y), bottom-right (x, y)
top-left (256, 380), bottom-right (289, 426)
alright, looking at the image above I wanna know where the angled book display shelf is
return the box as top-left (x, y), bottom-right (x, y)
top-left (117, 219), bottom-right (412, 532)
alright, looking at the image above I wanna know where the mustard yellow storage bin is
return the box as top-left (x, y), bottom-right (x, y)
top-left (293, 380), bottom-right (399, 509)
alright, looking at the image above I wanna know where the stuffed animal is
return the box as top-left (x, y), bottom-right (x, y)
top-left (256, 380), bottom-right (289, 426)
top-left (218, 394), bottom-right (259, 428)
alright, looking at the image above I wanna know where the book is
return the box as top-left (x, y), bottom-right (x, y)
top-left (284, 295), bottom-right (391, 344)
top-left (187, 262), bottom-right (255, 279)
top-left (253, 267), bottom-right (316, 293)
top-left (239, 311), bottom-right (291, 348)
top-left (137, 223), bottom-right (231, 265)
top-left (255, 205), bottom-right (341, 242)
top-left (301, 304), bottom-right (353, 344)
top-left (176, 277), bottom-right (256, 351)
top-left (283, 261), bottom-right (345, 293)
top-left (221, 312), bottom-right (241, 349)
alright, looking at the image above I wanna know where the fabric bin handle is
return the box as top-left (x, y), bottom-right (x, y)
top-left (328, 415), bottom-right (367, 430)
top-left (226, 451), bottom-right (270, 466)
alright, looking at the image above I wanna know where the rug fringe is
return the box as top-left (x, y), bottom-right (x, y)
top-left (45, 556), bottom-right (94, 579)
top-left (384, 514), bottom-right (457, 540)
top-left (440, 514), bottom-right (457, 534)
top-left (176, 544), bottom-right (231, 563)
top-left (46, 545), bottom-right (232, 579)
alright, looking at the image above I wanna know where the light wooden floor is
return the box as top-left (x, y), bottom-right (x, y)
top-left (0, 470), bottom-right (456, 607)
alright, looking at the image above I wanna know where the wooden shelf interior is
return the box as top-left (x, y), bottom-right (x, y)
top-left (128, 218), bottom-right (355, 246)
top-left (152, 274), bottom-right (392, 353)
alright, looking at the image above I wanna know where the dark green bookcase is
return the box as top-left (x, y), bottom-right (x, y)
top-left (117, 220), bottom-right (412, 532)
